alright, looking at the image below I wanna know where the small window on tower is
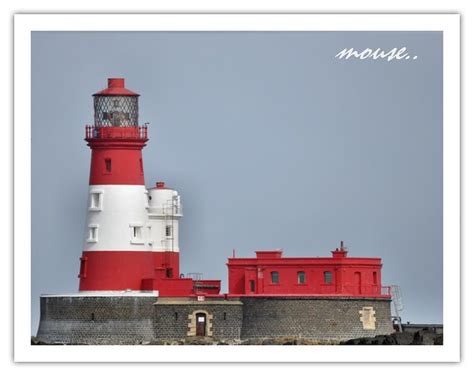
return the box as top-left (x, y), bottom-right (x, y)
top-left (166, 268), bottom-right (173, 278)
top-left (79, 257), bottom-right (88, 278)
top-left (139, 158), bottom-right (143, 174)
top-left (249, 280), bottom-right (255, 292)
top-left (89, 191), bottom-right (103, 211)
top-left (87, 225), bottom-right (98, 243)
top-left (373, 271), bottom-right (377, 285)
top-left (104, 158), bottom-right (112, 173)
top-left (130, 225), bottom-right (144, 244)
top-left (165, 225), bottom-right (172, 238)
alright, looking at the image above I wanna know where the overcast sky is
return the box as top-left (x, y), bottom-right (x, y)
top-left (31, 31), bottom-right (443, 334)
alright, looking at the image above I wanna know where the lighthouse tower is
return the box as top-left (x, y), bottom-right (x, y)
top-left (78, 78), bottom-right (182, 292)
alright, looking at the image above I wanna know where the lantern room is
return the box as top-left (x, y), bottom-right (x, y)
top-left (93, 78), bottom-right (139, 127)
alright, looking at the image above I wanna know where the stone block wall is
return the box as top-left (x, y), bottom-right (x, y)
top-left (240, 297), bottom-right (393, 341)
top-left (36, 296), bottom-right (156, 344)
top-left (36, 295), bottom-right (393, 344)
top-left (153, 298), bottom-right (243, 340)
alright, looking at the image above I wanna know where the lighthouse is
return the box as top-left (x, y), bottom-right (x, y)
top-left (78, 78), bottom-right (182, 292)
top-left (37, 77), bottom-right (393, 345)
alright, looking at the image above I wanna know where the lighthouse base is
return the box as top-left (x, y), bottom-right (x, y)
top-left (36, 295), bottom-right (393, 345)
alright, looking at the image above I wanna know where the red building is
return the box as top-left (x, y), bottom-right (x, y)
top-left (228, 242), bottom-right (390, 297)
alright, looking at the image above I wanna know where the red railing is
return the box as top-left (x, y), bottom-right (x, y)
top-left (85, 125), bottom-right (148, 140)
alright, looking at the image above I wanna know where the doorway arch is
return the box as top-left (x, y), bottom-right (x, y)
top-left (187, 309), bottom-right (213, 337)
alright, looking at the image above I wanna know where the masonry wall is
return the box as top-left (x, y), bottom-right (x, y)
top-left (240, 297), bottom-right (393, 341)
top-left (36, 296), bottom-right (156, 345)
top-left (153, 298), bottom-right (243, 340)
top-left (36, 295), bottom-right (393, 344)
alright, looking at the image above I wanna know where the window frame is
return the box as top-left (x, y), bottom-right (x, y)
top-left (324, 271), bottom-right (333, 284)
top-left (297, 271), bottom-right (306, 284)
top-left (88, 190), bottom-right (104, 211)
top-left (270, 271), bottom-right (280, 284)
top-left (130, 223), bottom-right (145, 244)
top-left (87, 224), bottom-right (99, 243)
top-left (104, 158), bottom-right (112, 174)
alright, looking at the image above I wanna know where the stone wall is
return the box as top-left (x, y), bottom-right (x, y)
top-left (153, 298), bottom-right (243, 340)
top-left (240, 297), bottom-right (393, 341)
top-left (36, 295), bottom-right (393, 344)
top-left (36, 295), bottom-right (156, 344)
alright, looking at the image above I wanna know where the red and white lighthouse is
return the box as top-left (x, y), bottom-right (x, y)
top-left (78, 78), bottom-right (181, 292)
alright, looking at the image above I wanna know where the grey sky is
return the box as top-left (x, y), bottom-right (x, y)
top-left (31, 31), bottom-right (443, 334)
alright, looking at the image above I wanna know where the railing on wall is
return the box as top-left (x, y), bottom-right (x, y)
top-left (85, 125), bottom-right (148, 139)
top-left (381, 286), bottom-right (392, 296)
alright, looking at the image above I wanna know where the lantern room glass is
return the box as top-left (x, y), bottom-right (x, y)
top-left (94, 95), bottom-right (139, 127)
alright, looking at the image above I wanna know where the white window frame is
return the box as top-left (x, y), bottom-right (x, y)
top-left (87, 224), bottom-right (99, 243)
top-left (130, 223), bottom-right (145, 244)
top-left (89, 189), bottom-right (104, 211)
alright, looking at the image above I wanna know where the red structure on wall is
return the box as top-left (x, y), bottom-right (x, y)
top-left (227, 242), bottom-right (391, 298)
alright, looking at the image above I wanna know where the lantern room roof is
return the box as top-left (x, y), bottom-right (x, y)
top-left (93, 78), bottom-right (140, 96)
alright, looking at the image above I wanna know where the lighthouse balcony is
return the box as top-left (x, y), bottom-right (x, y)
top-left (147, 205), bottom-right (183, 217)
top-left (85, 125), bottom-right (148, 140)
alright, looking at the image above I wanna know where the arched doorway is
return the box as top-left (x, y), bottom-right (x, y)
top-left (196, 313), bottom-right (207, 336)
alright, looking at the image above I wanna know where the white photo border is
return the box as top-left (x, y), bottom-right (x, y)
top-left (14, 13), bottom-right (460, 362)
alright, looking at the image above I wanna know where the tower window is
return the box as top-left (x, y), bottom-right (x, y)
top-left (297, 271), bottom-right (306, 284)
top-left (271, 271), bottom-right (279, 284)
top-left (87, 225), bottom-right (98, 243)
top-left (89, 191), bottom-right (103, 211)
top-left (373, 271), bottom-right (377, 284)
top-left (79, 257), bottom-right (88, 278)
top-left (166, 268), bottom-right (173, 278)
top-left (324, 271), bottom-right (333, 284)
top-left (139, 158), bottom-right (143, 174)
top-left (104, 158), bottom-right (112, 173)
top-left (130, 225), bottom-right (144, 244)
top-left (165, 225), bottom-right (172, 238)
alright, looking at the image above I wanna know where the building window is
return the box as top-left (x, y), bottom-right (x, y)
top-left (87, 225), bottom-right (98, 243)
top-left (249, 280), bottom-right (255, 292)
top-left (79, 257), bottom-right (88, 278)
top-left (297, 271), bottom-right (306, 284)
top-left (373, 271), bottom-right (377, 284)
top-left (165, 225), bottom-right (172, 238)
top-left (104, 158), bottom-right (112, 173)
top-left (91, 313), bottom-right (95, 321)
top-left (324, 271), bottom-right (332, 284)
top-left (166, 268), bottom-right (173, 278)
top-left (271, 271), bottom-right (279, 284)
top-left (139, 158), bottom-right (143, 174)
top-left (89, 191), bottom-right (103, 211)
top-left (223, 312), bottom-right (227, 320)
top-left (174, 312), bottom-right (178, 321)
top-left (130, 225), bottom-right (144, 244)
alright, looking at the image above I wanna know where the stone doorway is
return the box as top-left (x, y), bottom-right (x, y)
top-left (196, 313), bottom-right (207, 336)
